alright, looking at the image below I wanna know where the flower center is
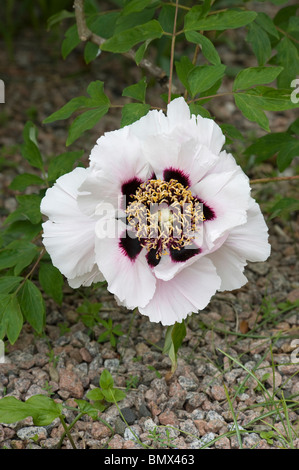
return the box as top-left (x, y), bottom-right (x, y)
top-left (126, 179), bottom-right (204, 259)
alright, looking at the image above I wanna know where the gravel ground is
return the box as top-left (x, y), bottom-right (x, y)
top-left (0, 27), bottom-right (298, 450)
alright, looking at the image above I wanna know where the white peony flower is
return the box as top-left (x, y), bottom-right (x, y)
top-left (41, 97), bottom-right (271, 325)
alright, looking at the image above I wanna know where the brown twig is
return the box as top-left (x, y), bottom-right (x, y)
top-left (168, 0), bottom-right (179, 103)
top-left (250, 175), bottom-right (299, 184)
top-left (73, 0), bottom-right (167, 82)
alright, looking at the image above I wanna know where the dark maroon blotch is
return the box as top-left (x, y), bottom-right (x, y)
top-left (163, 168), bottom-right (190, 187)
top-left (119, 233), bottom-right (142, 261)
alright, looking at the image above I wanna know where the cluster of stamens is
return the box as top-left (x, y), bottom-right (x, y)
top-left (126, 179), bottom-right (204, 258)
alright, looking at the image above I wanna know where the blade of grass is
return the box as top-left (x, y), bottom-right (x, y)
top-left (223, 383), bottom-right (243, 449)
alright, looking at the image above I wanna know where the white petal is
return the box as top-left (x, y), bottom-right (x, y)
top-left (192, 168), bottom-right (251, 248)
top-left (82, 131), bottom-right (151, 212)
top-left (207, 244), bottom-right (248, 291)
top-left (195, 114), bottom-right (225, 155)
top-left (68, 265), bottom-right (105, 288)
top-left (94, 220), bottom-right (156, 309)
top-left (225, 198), bottom-right (271, 262)
top-left (139, 257), bottom-right (221, 325)
top-left (41, 168), bottom-right (98, 283)
top-left (41, 167), bottom-right (88, 222)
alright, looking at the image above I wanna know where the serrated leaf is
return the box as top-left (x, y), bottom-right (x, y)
top-left (187, 64), bottom-right (226, 98)
top-left (234, 93), bottom-right (270, 131)
top-left (0, 294), bottom-right (23, 343)
top-left (18, 279), bottom-right (45, 334)
top-left (38, 262), bottom-right (63, 304)
top-left (185, 31), bottom-right (221, 65)
top-left (122, 77), bottom-right (147, 103)
top-left (101, 20), bottom-right (163, 53)
top-left (47, 150), bottom-right (84, 182)
top-left (184, 10), bottom-right (257, 32)
top-left (67, 106), bottom-right (109, 146)
top-left (233, 67), bottom-right (283, 91)
top-left (0, 276), bottom-right (23, 295)
top-left (121, 102), bottom-right (150, 127)
top-left (9, 173), bottom-right (44, 191)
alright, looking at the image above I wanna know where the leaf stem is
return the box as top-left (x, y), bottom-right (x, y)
top-left (168, 0), bottom-right (179, 104)
top-left (59, 415), bottom-right (77, 449)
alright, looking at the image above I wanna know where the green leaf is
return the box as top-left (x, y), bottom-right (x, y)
top-left (121, 103), bottom-right (151, 127)
top-left (220, 123), bottom-right (244, 143)
top-left (0, 396), bottom-right (31, 423)
top-left (18, 279), bottom-right (45, 334)
top-left (21, 122), bottom-right (43, 171)
top-left (101, 20), bottom-right (163, 53)
top-left (188, 102), bottom-right (211, 118)
top-left (5, 194), bottom-right (42, 226)
top-left (184, 10), bottom-right (257, 32)
top-left (135, 40), bottom-right (151, 64)
top-left (163, 320), bottom-right (186, 373)
top-left (175, 56), bottom-right (194, 96)
top-left (16, 194), bottom-right (42, 225)
top-left (67, 107), bottom-right (109, 146)
top-left (122, 0), bottom-right (155, 16)
top-left (246, 22), bottom-right (272, 66)
top-left (269, 197), bottom-right (299, 220)
top-left (0, 276), bottom-right (23, 295)
top-left (187, 64), bottom-right (226, 98)
top-left (88, 12), bottom-right (119, 39)
top-left (0, 240), bottom-right (38, 275)
top-left (25, 395), bottom-right (63, 426)
top-left (100, 369), bottom-right (114, 390)
top-left (122, 77), bottom-right (147, 103)
top-left (255, 12), bottom-right (279, 39)
top-left (234, 93), bottom-right (270, 131)
top-left (9, 173), bottom-right (44, 191)
top-left (74, 399), bottom-right (99, 420)
top-left (47, 150), bottom-right (84, 182)
top-left (277, 139), bottom-right (299, 171)
top-left (244, 132), bottom-right (294, 163)
top-left (111, 388), bottom-right (126, 402)
top-left (61, 24), bottom-right (80, 59)
top-left (276, 37), bottom-right (299, 89)
top-left (86, 388), bottom-right (105, 401)
top-left (43, 97), bottom-right (88, 124)
top-left (38, 262), bottom-right (64, 305)
top-left (185, 31), bottom-right (221, 65)
top-left (0, 294), bottom-right (23, 344)
top-left (47, 9), bottom-right (75, 30)
top-left (84, 41), bottom-right (100, 64)
top-left (233, 66), bottom-right (283, 91)
top-left (237, 87), bottom-right (299, 111)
